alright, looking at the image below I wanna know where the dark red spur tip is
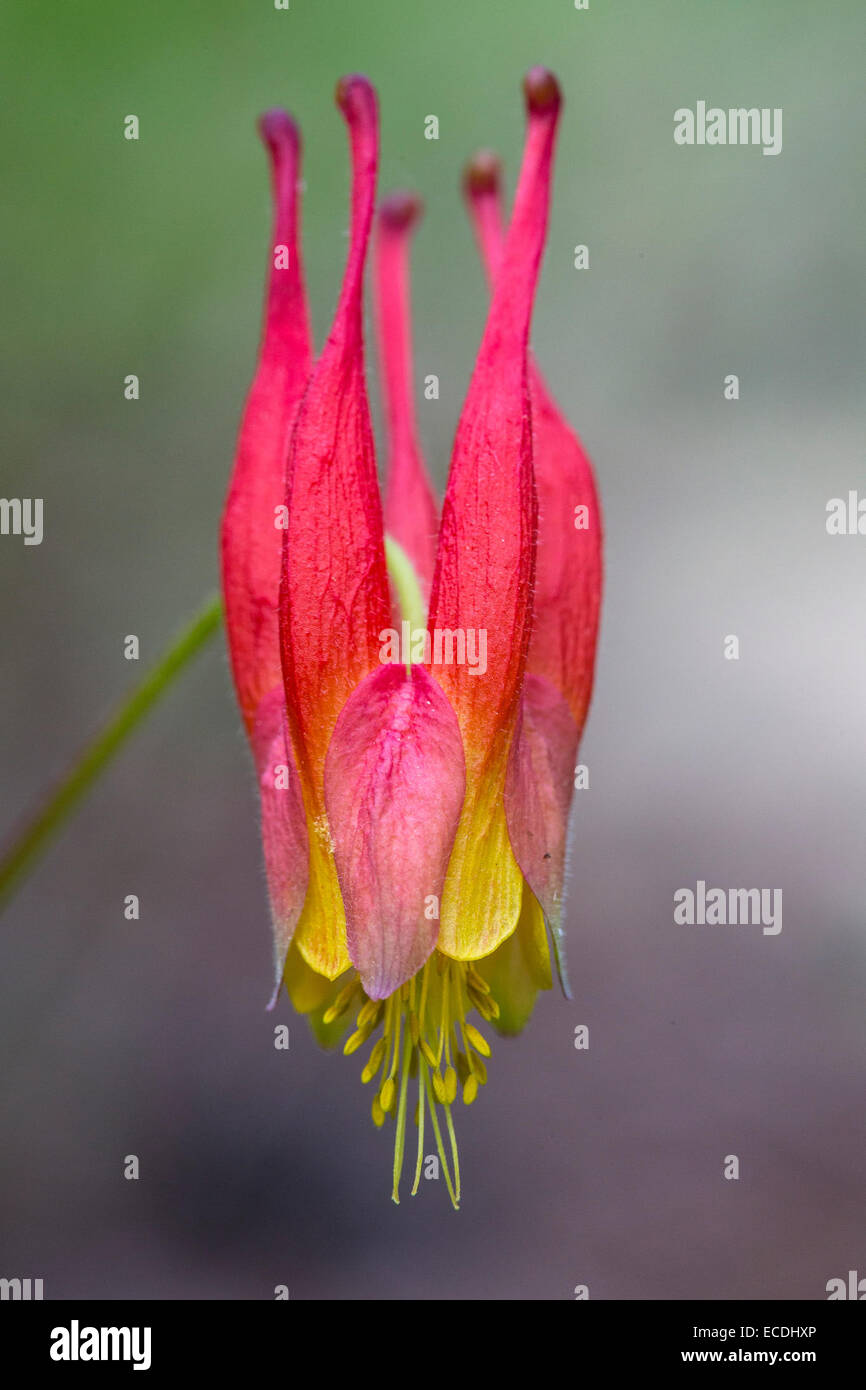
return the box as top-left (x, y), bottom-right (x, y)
top-left (463, 149), bottom-right (501, 199)
top-left (523, 66), bottom-right (561, 115)
top-left (379, 189), bottom-right (423, 232)
top-left (335, 73), bottom-right (377, 127)
top-left (257, 107), bottom-right (299, 151)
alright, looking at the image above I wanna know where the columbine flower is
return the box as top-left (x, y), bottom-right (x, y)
top-left (220, 69), bottom-right (602, 1207)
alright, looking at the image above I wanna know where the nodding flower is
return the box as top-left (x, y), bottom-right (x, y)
top-left (220, 69), bottom-right (602, 1207)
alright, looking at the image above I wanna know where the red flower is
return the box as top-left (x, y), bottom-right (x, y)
top-left (221, 70), bottom-right (602, 1203)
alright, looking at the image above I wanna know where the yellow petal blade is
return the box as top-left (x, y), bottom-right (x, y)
top-left (294, 825), bottom-right (351, 979)
top-left (437, 764), bottom-right (524, 959)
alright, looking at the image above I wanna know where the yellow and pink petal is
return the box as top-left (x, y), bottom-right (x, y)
top-left (429, 69), bottom-right (563, 962)
top-left (324, 663), bottom-right (465, 998)
top-left (279, 76), bottom-right (391, 980)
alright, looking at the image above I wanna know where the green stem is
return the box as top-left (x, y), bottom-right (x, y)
top-left (0, 596), bottom-right (223, 911)
top-left (384, 533), bottom-right (427, 641)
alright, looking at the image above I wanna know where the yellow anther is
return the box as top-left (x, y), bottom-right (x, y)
top-left (361, 1037), bottom-right (387, 1083)
top-left (470, 988), bottom-right (500, 1022)
top-left (356, 952), bottom-right (491, 1200)
top-left (323, 979), bottom-right (358, 1025)
top-left (356, 997), bottom-right (382, 1029)
top-left (464, 1022), bottom-right (491, 1058)
top-left (468, 985), bottom-right (496, 1020)
top-left (343, 1027), bottom-right (368, 1056)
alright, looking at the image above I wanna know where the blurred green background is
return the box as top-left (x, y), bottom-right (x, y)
top-left (2, 0), bottom-right (865, 1299)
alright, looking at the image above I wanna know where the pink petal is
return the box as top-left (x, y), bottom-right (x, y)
top-left (251, 686), bottom-right (310, 1008)
top-left (504, 673), bottom-right (579, 995)
top-left (324, 663), bottom-right (465, 999)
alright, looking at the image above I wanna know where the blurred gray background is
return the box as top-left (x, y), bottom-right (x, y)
top-left (1, 0), bottom-right (864, 1298)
